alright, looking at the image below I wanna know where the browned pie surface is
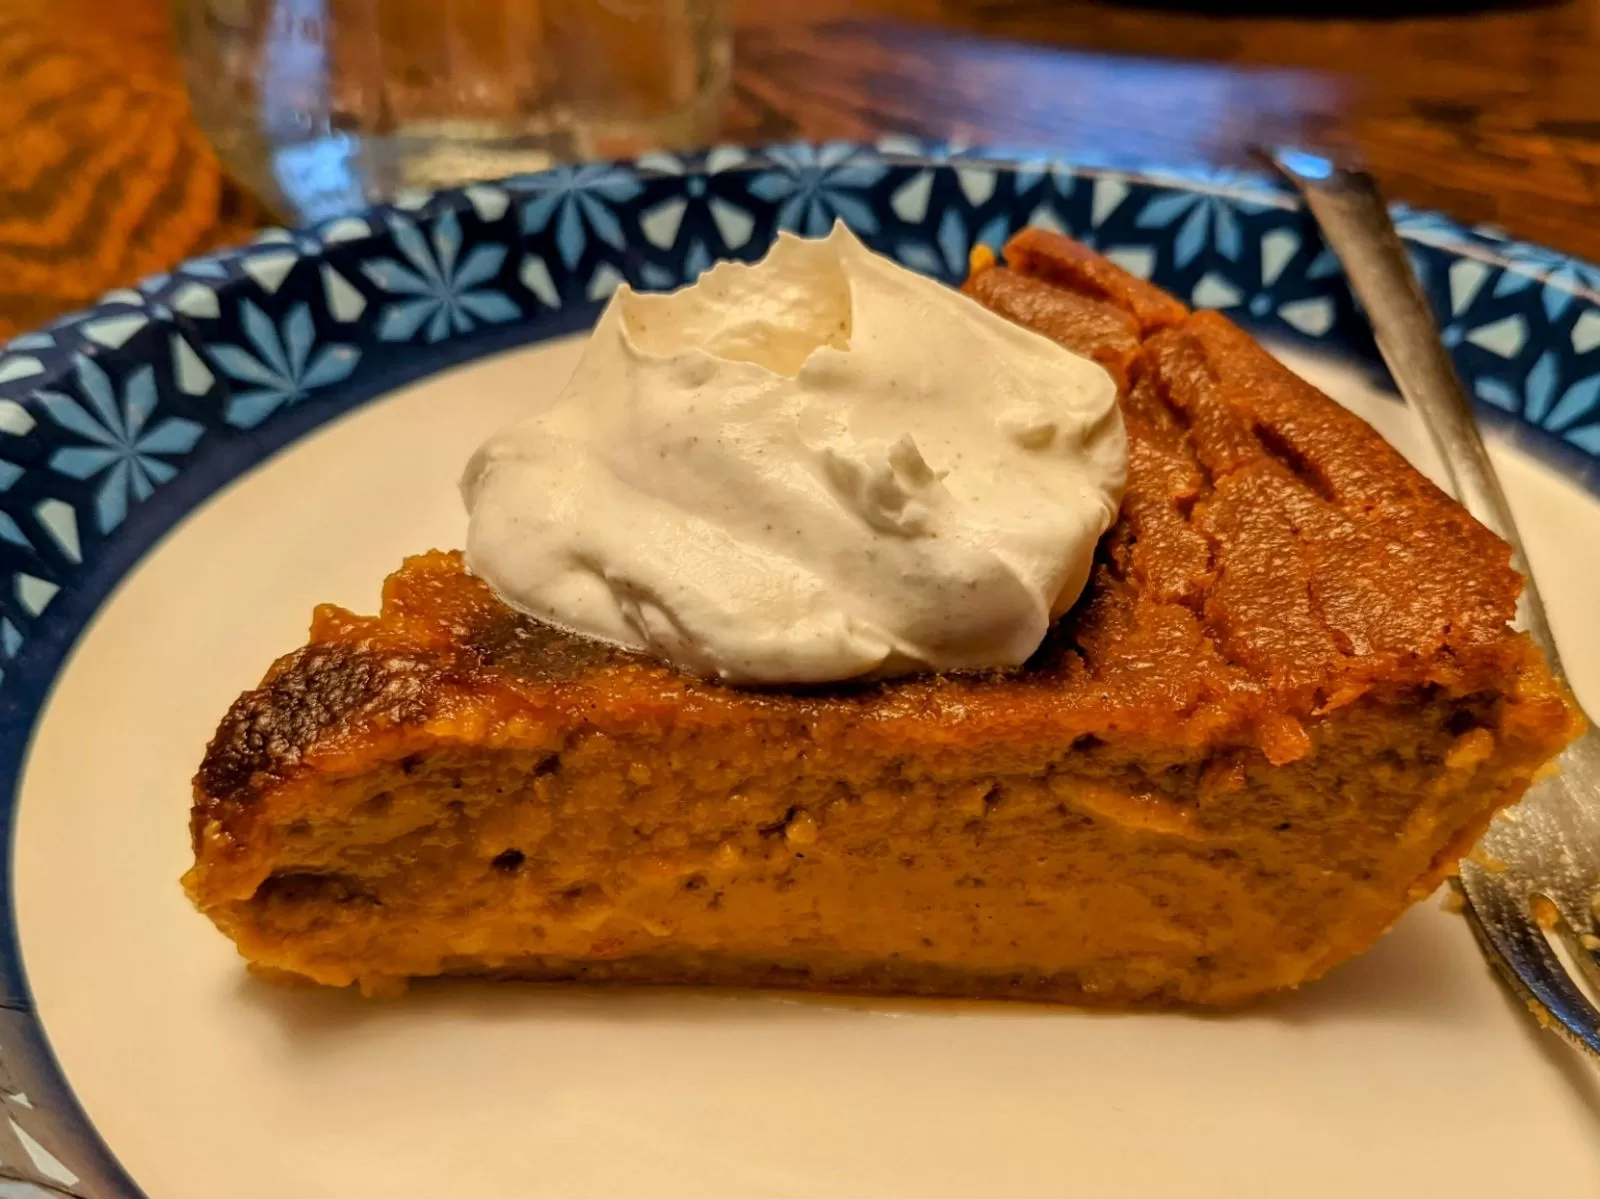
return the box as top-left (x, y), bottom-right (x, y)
top-left (186, 231), bottom-right (1579, 1005)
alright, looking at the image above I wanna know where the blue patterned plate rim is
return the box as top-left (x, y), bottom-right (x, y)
top-left (0, 139), bottom-right (1596, 1197)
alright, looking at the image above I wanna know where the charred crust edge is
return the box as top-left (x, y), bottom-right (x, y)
top-left (195, 642), bottom-right (451, 808)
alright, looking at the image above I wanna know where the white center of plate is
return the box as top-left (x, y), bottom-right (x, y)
top-left (14, 339), bottom-right (1600, 1199)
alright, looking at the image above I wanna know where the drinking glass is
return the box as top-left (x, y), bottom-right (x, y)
top-left (171, 0), bottom-right (731, 221)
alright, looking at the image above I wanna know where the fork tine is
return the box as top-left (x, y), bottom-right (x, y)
top-left (1458, 868), bottom-right (1600, 1057)
top-left (1550, 914), bottom-right (1600, 1008)
top-left (1561, 939), bottom-right (1600, 1012)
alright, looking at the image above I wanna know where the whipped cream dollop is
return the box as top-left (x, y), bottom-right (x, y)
top-left (462, 223), bottom-right (1125, 684)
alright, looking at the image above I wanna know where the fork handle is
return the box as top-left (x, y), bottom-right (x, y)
top-left (1269, 153), bottom-right (1564, 677)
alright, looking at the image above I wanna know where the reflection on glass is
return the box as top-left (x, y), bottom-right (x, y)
top-left (172, 0), bottom-right (731, 220)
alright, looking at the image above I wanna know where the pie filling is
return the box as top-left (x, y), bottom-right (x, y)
top-left (185, 230), bottom-right (1581, 1005)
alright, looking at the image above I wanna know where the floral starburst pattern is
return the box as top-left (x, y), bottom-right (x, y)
top-left (362, 210), bottom-right (519, 343)
top-left (1475, 350), bottom-right (1600, 452)
top-left (38, 355), bottom-right (203, 533)
top-left (517, 163), bottom-right (645, 269)
top-left (209, 300), bottom-right (360, 430)
top-left (748, 143), bottom-right (889, 236)
top-left (1134, 190), bottom-right (1248, 268)
top-left (1487, 240), bottom-right (1600, 320)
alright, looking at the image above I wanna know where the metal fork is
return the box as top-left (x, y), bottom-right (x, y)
top-left (1266, 149), bottom-right (1600, 1059)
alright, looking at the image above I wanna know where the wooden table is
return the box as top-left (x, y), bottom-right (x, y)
top-left (1, 0), bottom-right (1597, 339)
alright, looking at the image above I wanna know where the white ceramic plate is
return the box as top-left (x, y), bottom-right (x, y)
top-left (1, 145), bottom-right (1598, 1197)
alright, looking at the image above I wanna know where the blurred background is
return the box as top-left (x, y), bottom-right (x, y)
top-left (0, 0), bottom-right (1595, 336)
